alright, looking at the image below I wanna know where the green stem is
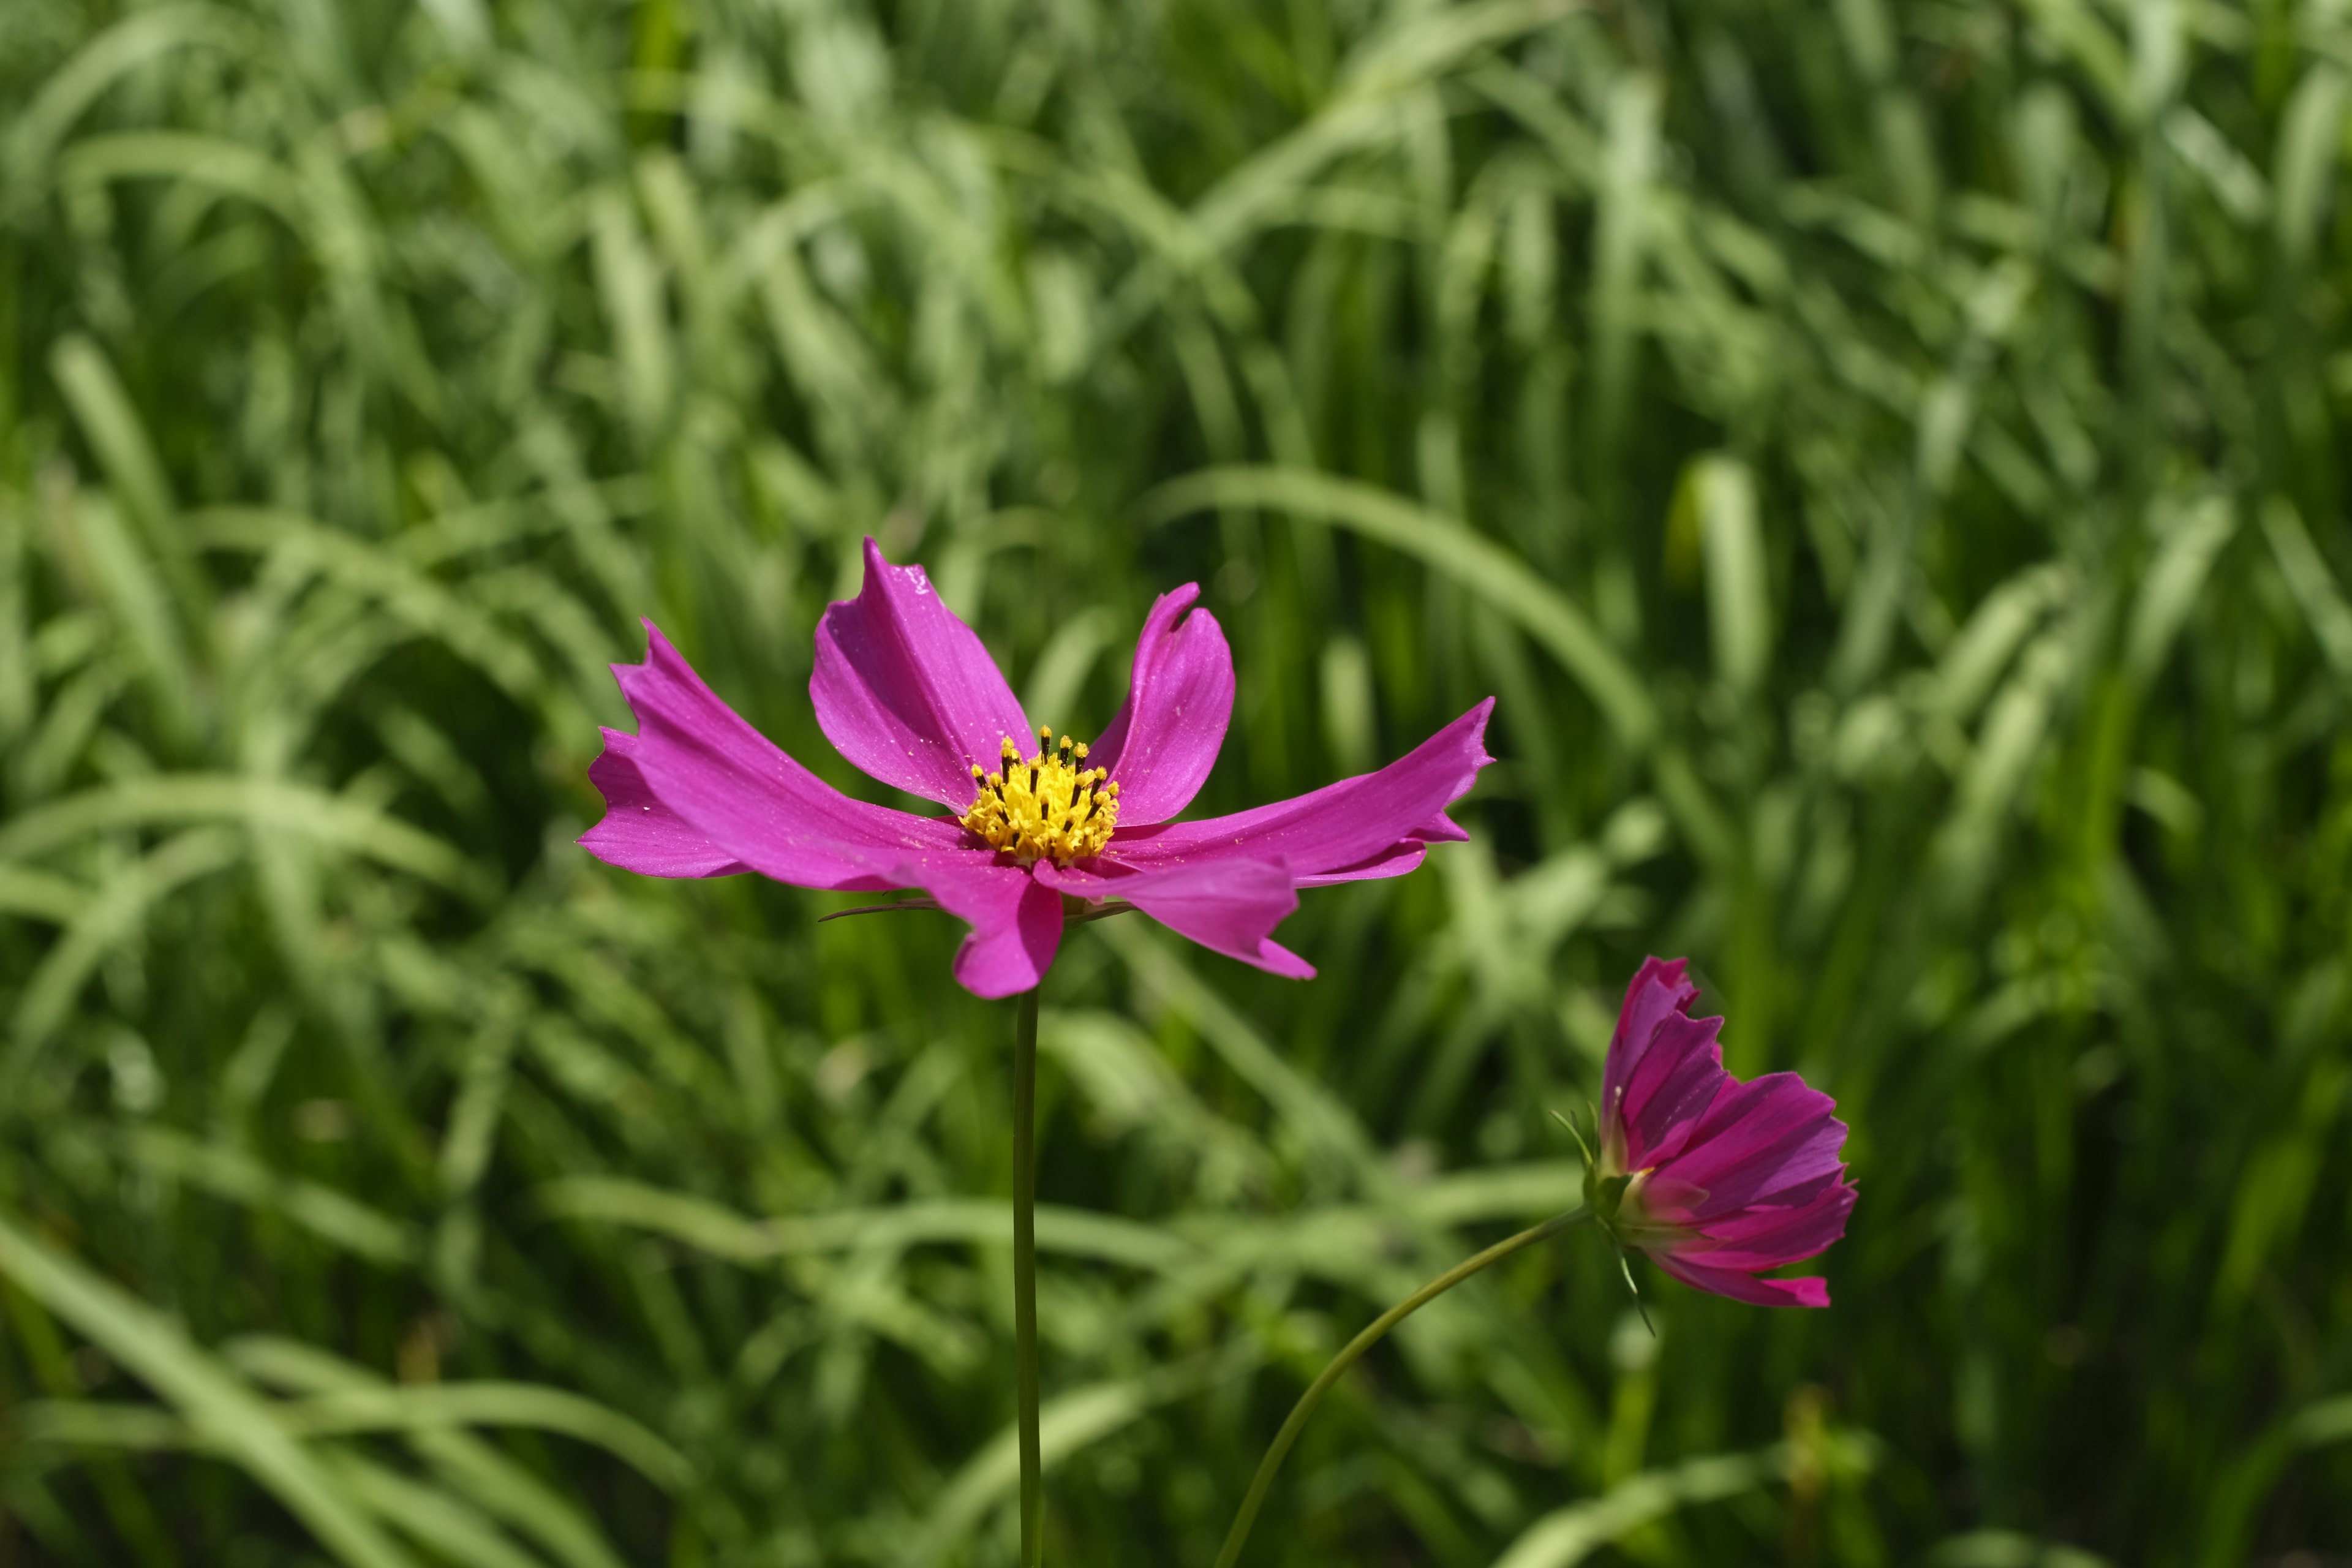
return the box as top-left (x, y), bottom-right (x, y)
top-left (1012, 987), bottom-right (1044, 1568)
top-left (1211, 1205), bottom-right (1591, 1568)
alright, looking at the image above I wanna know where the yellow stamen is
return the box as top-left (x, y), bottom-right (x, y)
top-left (959, 728), bottom-right (1120, 865)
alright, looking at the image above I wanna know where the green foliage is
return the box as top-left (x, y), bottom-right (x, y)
top-left (2, 0), bottom-right (2350, 1562)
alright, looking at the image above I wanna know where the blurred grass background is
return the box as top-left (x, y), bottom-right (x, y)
top-left (2, 0), bottom-right (2351, 1562)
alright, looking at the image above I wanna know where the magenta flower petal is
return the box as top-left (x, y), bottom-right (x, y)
top-left (1088, 584), bottom-right (1234, 824)
top-left (613, 621), bottom-right (971, 892)
top-left (925, 862), bottom-right (1066, 999)
top-left (1667, 1074), bottom-right (1850, 1219)
top-left (1617, 1011), bottom-right (1728, 1170)
top-left (1600, 957), bottom-right (1702, 1136)
top-left (581, 728), bottom-right (749, 878)
top-left (1036, 859), bottom-right (1314, 979)
top-left (1674, 1183), bottom-right (1856, 1270)
top-left (1594, 955), bottom-right (1855, 1310)
top-left (812, 537), bottom-right (1033, 807)
top-left (1651, 1254), bottom-right (1831, 1310)
top-left (1104, 699), bottom-right (1494, 882)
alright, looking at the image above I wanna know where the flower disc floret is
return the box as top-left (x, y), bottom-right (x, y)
top-left (960, 727), bottom-right (1121, 866)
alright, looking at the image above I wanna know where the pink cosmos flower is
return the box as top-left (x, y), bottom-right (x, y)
top-left (1586, 957), bottom-right (1856, 1307)
top-left (582, 538), bottom-right (1494, 998)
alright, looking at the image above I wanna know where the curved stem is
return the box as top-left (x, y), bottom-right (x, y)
top-left (1211, 1205), bottom-right (1591, 1568)
top-left (1012, 987), bottom-right (1044, 1568)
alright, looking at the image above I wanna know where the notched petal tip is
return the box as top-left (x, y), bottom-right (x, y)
top-left (1464, 693), bottom-right (1498, 743)
top-left (601, 621), bottom-right (973, 894)
top-left (932, 868), bottom-right (1065, 998)
top-left (1626, 956), bottom-right (1699, 1012)
top-left (811, 537), bottom-right (1032, 808)
top-left (1104, 698), bottom-right (1494, 886)
top-left (580, 725), bottom-right (751, 879)
top-left (1090, 582), bottom-right (1235, 825)
top-left (1253, 938), bottom-right (1317, 981)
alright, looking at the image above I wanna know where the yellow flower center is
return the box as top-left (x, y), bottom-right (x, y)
top-left (959, 726), bottom-right (1120, 866)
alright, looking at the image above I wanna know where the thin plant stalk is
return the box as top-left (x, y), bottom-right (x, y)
top-left (1211, 1206), bottom-right (1592, 1568)
top-left (1012, 986), bottom-right (1044, 1567)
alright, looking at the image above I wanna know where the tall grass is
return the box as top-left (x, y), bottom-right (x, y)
top-left (1, 1), bottom-right (2349, 1563)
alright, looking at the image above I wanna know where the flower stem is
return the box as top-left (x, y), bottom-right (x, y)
top-left (1210, 1205), bottom-right (1591, 1568)
top-left (1012, 986), bottom-right (1044, 1568)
